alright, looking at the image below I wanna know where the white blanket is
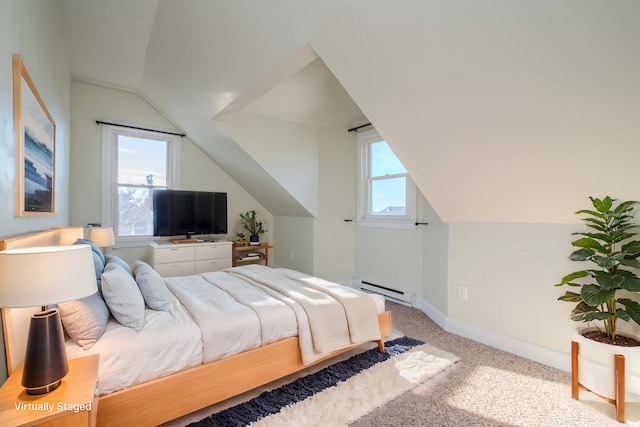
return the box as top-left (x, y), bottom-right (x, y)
top-left (165, 274), bottom-right (297, 363)
top-left (227, 265), bottom-right (381, 364)
top-left (199, 271), bottom-right (298, 346)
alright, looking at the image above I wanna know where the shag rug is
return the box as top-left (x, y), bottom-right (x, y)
top-left (189, 337), bottom-right (459, 427)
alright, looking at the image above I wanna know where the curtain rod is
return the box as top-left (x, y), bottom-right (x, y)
top-left (347, 123), bottom-right (372, 133)
top-left (96, 120), bottom-right (186, 137)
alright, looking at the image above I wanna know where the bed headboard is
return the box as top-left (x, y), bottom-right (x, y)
top-left (0, 227), bottom-right (84, 375)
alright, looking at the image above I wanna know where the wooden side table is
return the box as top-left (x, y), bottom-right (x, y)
top-left (0, 354), bottom-right (99, 427)
top-left (233, 244), bottom-right (273, 266)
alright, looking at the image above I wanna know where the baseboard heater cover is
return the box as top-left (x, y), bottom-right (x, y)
top-left (361, 281), bottom-right (412, 306)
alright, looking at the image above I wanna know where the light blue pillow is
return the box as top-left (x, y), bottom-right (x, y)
top-left (133, 261), bottom-right (172, 312)
top-left (75, 238), bottom-right (106, 280)
top-left (101, 262), bottom-right (145, 331)
top-left (105, 255), bottom-right (133, 277)
top-left (58, 292), bottom-right (110, 349)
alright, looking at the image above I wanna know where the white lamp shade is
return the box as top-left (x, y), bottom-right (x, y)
top-left (0, 245), bottom-right (97, 308)
top-left (90, 227), bottom-right (115, 247)
top-left (58, 227), bottom-right (84, 245)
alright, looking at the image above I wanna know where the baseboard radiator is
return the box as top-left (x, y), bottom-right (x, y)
top-left (360, 281), bottom-right (412, 306)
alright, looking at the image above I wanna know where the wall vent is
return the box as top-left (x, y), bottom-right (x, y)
top-left (361, 280), bottom-right (412, 306)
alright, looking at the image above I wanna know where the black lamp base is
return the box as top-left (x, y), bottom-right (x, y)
top-left (22, 308), bottom-right (69, 395)
top-left (25, 379), bottom-right (62, 395)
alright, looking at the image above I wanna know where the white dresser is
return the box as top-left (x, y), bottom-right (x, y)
top-left (151, 241), bottom-right (233, 277)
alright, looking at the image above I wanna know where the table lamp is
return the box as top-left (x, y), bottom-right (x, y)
top-left (89, 226), bottom-right (115, 252)
top-left (0, 245), bottom-right (97, 394)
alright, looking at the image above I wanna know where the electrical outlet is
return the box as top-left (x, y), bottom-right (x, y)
top-left (457, 285), bottom-right (468, 300)
top-left (290, 250), bottom-right (295, 260)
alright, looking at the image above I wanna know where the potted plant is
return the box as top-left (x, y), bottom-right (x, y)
top-left (556, 196), bottom-right (640, 407)
top-left (235, 232), bottom-right (247, 247)
top-left (239, 210), bottom-right (266, 246)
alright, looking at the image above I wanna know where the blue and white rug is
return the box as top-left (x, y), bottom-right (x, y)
top-left (189, 337), bottom-right (458, 427)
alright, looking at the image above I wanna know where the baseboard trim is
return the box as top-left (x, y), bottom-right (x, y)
top-left (413, 297), bottom-right (569, 373)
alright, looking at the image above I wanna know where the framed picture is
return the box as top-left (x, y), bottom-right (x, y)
top-left (13, 55), bottom-right (56, 216)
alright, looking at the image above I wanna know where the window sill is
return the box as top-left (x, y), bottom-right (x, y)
top-left (356, 219), bottom-right (417, 230)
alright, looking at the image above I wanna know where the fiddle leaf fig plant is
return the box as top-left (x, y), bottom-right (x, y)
top-left (556, 196), bottom-right (640, 342)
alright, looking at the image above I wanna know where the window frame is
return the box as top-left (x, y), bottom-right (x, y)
top-left (357, 129), bottom-right (416, 229)
top-left (101, 125), bottom-right (180, 244)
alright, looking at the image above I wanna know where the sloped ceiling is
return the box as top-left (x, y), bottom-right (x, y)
top-left (60, 0), bottom-right (640, 223)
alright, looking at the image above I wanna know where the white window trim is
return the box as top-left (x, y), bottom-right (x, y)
top-left (356, 129), bottom-right (416, 230)
top-left (101, 124), bottom-right (180, 244)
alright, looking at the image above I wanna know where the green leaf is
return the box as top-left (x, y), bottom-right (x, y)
top-left (615, 308), bottom-right (631, 322)
top-left (570, 302), bottom-right (598, 322)
top-left (570, 302), bottom-right (614, 322)
top-left (569, 248), bottom-right (595, 261)
top-left (619, 298), bottom-right (640, 325)
top-left (558, 291), bottom-right (582, 302)
top-left (622, 241), bottom-right (640, 257)
top-left (621, 274), bottom-right (640, 292)
top-left (619, 258), bottom-right (640, 269)
top-left (572, 238), bottom-right (608, 254)
top-left (581, 284), bottom-right (615, 306)
top-left (592, 256), bottom-right (617, 269)
top-left (576, 209), bottom-right (605, 219)
top-left (581, 218), bottom-right (607, 232)
top-left (613, 200), bottom-right (640, 215)
top-left (555, 271), bottom-right (590, 286)
top-left (609, 231), bottom-right (637, 243)
top-left (594, 272), bottom-right (625, 290)
top-left (571, 232), bottom-right (613, 243)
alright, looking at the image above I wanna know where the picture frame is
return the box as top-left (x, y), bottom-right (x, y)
top-left (13, 55), bottom-right (56, 216)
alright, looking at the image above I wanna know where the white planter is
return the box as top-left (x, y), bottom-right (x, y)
top-left (574, 328), bottom-right (640, 402)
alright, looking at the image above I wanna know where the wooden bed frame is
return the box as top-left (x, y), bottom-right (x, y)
top-left (1, 228), bottom-right (391, 426)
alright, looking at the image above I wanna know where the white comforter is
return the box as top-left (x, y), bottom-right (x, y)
top-left (165, 272), bottom-right (298, 363)
top-left (66, 265), bottom-right (383, 395)
top-left (65, 292), bottom-right (202, 395)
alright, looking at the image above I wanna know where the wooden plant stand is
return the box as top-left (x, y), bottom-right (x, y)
top-left (571, 340), bottom-right (626, 423)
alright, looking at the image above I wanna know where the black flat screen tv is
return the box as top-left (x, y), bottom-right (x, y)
top-left (153, 189), bottom-right (227, 238)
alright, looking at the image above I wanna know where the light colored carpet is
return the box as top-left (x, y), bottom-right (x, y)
top-left (353, 302), bottom-right (638, 427)
top-left (168, 302), bottom-right (639, 426)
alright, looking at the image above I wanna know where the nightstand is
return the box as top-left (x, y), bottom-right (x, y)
top-left (0, 354), bottom-right (99, 427)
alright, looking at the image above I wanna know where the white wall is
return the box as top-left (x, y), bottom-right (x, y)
top-left (273, 216), bottom-right (314, 273)
top-left (311, 0), bottom-right (640, 223)
top-left (0, 0), bottom-right (70, 237)
top-left (0, 0), bottom-right (70, 384)
top-left (418, 200), bottom-right (449, 318)
top-left (69, 82), bottom-right (271, 262)
top-left (217, 112), bottom-right (319, 217)
top-left (313, 126), bottom-right (357, 282)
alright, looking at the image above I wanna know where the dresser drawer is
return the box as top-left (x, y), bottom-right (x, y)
top-left (194, 244), bottom-right (230, 261)
top-left (154, 246), bottom-right (194, 264)
top-left (155, 261), bottom-right (195, 277)
top-left (195, 258), bottom-right (232, 274)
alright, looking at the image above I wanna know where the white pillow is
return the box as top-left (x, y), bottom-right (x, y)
top-left (101, 262), bottom-right (145, 331)
top-left (133, 261), bottom-right (172, 312)
top-left (58, 292), bottom-right (109, 349)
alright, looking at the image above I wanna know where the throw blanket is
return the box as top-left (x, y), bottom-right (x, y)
top-left (228, 265), bottom-right (381, 364)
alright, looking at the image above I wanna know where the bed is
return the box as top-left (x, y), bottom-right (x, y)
top-left (1, 228), bottom-right (391, 426)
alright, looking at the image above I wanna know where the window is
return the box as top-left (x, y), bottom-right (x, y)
top-left (102, 125), bottom-right (180, 241)
top-left (357, 129), bottom-right (416, 228)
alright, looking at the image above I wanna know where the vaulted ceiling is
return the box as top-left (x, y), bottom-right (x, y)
top-left (59, 0), bottom-right (640, 223)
